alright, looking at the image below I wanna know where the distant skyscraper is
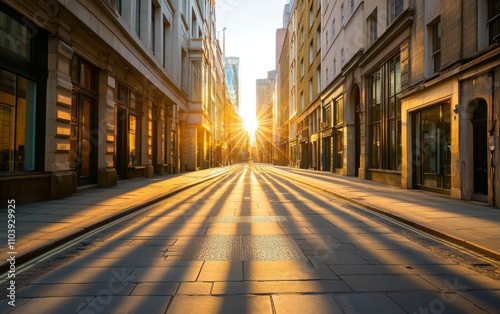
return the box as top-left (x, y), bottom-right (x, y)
top-left (283, 0), bottom-right (294, 27)
top-left (224, 57), bottom-right (240, 113)
top-left (256, 70), bottom-right (276, 116)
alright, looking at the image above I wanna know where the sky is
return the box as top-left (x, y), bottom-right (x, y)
top-left (216, 0), bottom-right (288, 120)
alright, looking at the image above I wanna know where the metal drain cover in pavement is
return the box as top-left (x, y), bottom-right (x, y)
top-left (207, 216), bottom-right (289, 223)
top-left (182, 235), bottom-right (307, 261)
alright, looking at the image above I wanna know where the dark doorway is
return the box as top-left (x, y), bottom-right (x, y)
top-left (323, 137), bottom-right (332, 172)
top-left (472, 100), bottom-right (488, 195)
top-left (152, 111), bottom-right (158, 172)
top-left (115, 106), bottom-right (128, 179)
top-left (353, 84), bottom-right (361, 177)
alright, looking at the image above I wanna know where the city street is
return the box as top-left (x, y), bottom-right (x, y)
top-left (1, 165), bottom-right (500, 313)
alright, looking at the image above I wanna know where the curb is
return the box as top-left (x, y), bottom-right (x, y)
top-left (264, 166), bottom-right (500, 262)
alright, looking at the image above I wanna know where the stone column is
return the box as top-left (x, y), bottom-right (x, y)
top-left (46, 36), bottom-right (77, 198)
top-left (97, 67), bottom-right (117, 187)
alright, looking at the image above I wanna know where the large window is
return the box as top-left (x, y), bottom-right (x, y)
top-left (332, 19), bottom-right (336, 39)
top-left (369, 55), bottom-right (402, 171)
top-left (333, 97), bottom-right (344, 170)
top-left (129, 113), bottom-right (139, 166)
top-left (341, 4), bottom-right (344, 26)
top-left (431, 18), bottom-right (441, 74)
top-left (413, 103), bottom-right (451, 190)
top-left (135, 0), bottom-right (141, 36)
top-left (0, 69), bottom-right (36, 172)
top-left (368, 9), bottom-right (378, 45)
top-left (388, 0), bottom-right (403, 24)
top-left (488, 0), bottom-right (500, 44)
top-left (0, 10), bottom-right (32, 60)
top-left (324, 104), bottom-right (332, 128)
top-left (388, 57), bottom-right (402, 170)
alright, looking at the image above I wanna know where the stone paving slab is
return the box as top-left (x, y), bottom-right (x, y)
top-left (198, 261), bottom-right (243, 282)
top-left (80, 296), bottom-right (171, 313)
top-left (31, 266), bottom-right (137, 285)
top-left (130, 283), bottom-right (179, 296)
top-left (211, 280), bottom-right (351, 295)
top-left (177, 282), bottom-right (213, 295)
top-left (17, 283), bottom-right (135, 298)
top-left (459, 290), bottom-right (500, 314)
top-left (334, 293), bottom-right (406, 314)
top-left (339, 274), bottom-right (439, 292)
top-left (0, 297), bottom-right (89, 314)
top-left (389, 292), bottom-right (490, 314)
top-left (166, 295), bottom-right (273, 314)
top-left (126, 266), bottom-right (201, 282)
top-left (243, 261), bottom-right (338, 281)
top-left (272, 294), bottom-right (344, 314)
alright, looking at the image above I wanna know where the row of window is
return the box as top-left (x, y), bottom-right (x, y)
top-left (114, 0), bottom-right (200, 87)
top-left (0, 5), bottom-right (42, 174)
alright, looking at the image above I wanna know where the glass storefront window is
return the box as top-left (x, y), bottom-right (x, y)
top-left (0, 69), bottom-right (37, 172)
top-left (129, 114), bottom-right (139, 166)
top-left (413, 103), bottom-right (451, 190)
top-left (335, 129), bottom-right (343, 169)
top-left (369, 55), bottom-right (401, 170)
top-left (0, 11), bottom-right (32, 60)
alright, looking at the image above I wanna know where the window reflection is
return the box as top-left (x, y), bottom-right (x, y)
top-left (0, 69), bottom-right (36, 172)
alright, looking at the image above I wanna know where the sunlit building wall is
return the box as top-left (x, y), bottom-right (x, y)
top-left (290, 0), bottom-right (322, 170)
top-left (0, 0), bottom-right (227, 206)
top-left (274, 27), bottom-right (288, 166)
top-left (278, 26), bottom-right (291, 166)
top-left (277, 0), bottom-right (500, 206)
top-left (256, 71), bottom-right (276, 163)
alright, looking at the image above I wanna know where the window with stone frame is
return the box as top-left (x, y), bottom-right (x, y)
top-left (431, 18), bottom-right (441, 74)
top-left (369, 55), bottom-right (402, 170)
top-left (129, 113), bottom-right (140, 166)
top-left (388, 0), bottom-right (403, 25)
top-left (368, 9), bottom-right (377, 46)
top-left (488, 0), bottom-right (500, 44)
top-left (334, 97), bottom-right (344, 169)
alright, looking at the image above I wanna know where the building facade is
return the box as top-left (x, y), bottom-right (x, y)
top-left (0, 0), bottom-right (242, 206)
top-left (255, 71), bottom-right (276, 163)
top-left (294, 0), bottom-right (322, 171)
top-left (223, 56), bottom-right (240, 113)
top-left (278, 0), bottom-right (500, 206)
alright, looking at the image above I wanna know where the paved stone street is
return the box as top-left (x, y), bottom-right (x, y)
top-left (1, 165), bottom-right (500, 313)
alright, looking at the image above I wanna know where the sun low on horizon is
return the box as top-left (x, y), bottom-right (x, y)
top-left (243, 116), bottom-right (258, 144)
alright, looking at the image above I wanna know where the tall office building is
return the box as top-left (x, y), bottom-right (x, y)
top-left (224, 57), bottom-right (240, 113)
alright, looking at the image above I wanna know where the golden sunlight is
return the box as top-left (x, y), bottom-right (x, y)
top-left (244, 116), bottom-right (258, 137)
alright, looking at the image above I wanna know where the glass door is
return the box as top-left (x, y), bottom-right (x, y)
top-left (412, 103), bottom-right (451, 192)
top-left (70, 95), bottom-right (97, 185)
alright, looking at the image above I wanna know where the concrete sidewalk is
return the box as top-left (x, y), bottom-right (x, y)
top-left (262, 164), bottom-right (500, 261)
top-left (1, 162), bottom-right (499, 274)
top-left (0, 166), bottom-right (237, 272)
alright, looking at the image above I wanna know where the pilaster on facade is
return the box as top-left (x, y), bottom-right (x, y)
top-left (47, 38), bottom-right (74, 173)
top-left (97, 67), bottom-right (118, 187)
